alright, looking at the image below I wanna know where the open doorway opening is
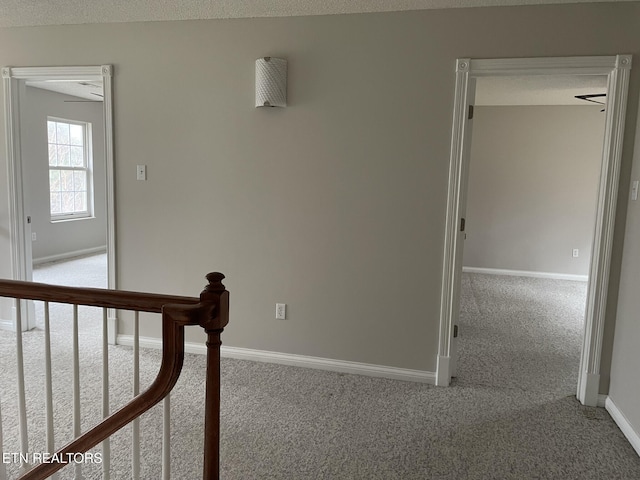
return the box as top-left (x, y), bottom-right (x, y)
top-left (21, 81), bottom-right (108, 290)
top-left (457, 75), bottom-right (607, 394)
top-left (2, 65), bottom-right (116, 340)
top-left (438, 56), bottom-right (632, 407)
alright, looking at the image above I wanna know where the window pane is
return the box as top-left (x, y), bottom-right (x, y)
top-left (47, 119), bottom-right (92, 219)
top-left (69, 124), bottom-right (83, 146)
top-left (73, 171), bottom-right (87, 191)
top-left (56, 122), bottom-right (70, 144)
top-left (60, 170), bottom-right (74, 192)
top-left (74, 192), bottom-right (87, 212)
top-left (49, 170), bottom-right (61, 192)
top-left (50, 192), bottom-right (61, 214)
top-left (48, 144), bottom-right (58, 166)
top-left (70, 146), bottom-right (84, 167)
top-left (61, 192), bottom-right (74, 213)
top-left (47, 121), bottom-right (56, 143)
top-left (57, 145), bottom-right (70, 166)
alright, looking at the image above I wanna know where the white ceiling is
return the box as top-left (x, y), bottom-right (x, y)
top-left (26, 80), bottom-right (104, 101)
top-left (476, 75), bottom-right (608, 106)
top-left (0, 0), bottom-right (635, 27)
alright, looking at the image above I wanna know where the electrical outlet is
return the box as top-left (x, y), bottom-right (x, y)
top-left (572, 249), bottom-right (579, 258)
top-left (275, 303), bottom-right (286, 320)
top-left (136, 164), bottom-right (147, 181)
top-left (31, 232), bottom-right (37, 241)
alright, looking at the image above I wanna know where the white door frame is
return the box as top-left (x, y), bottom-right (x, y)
top-left (437, 55), bottom-right (632, 407)
top-left (2, 65), bottom-right (118, 342)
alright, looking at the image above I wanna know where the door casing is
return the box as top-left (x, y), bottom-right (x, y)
top-left (2, 65), bottom-right (117, 342)
top-left (437, 55), bottom-right (632, 408)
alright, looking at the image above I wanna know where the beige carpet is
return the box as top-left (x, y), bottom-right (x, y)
top-left (0, 259), bottom-right (639, 479)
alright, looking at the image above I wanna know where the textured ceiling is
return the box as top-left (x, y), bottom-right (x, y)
top-left (0, 0), bottom-right (635, 27)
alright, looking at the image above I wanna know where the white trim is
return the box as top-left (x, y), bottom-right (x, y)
top-left (468, 55), bottom-right (624, 76)
top-left (435, 355), bottom-right (451, 386)
top-left (597, 394), bottom-right (607, 408)
top-left (2, 68), bottom-right (27, 283)
top-left (439, 55), bottom-right (632, 407)
top-left (102, 65), bottom-right (115, 291)
top-left (32, 246), bottom-right (107, 265)
top-left (116, 335), bottom-right (436, 384)
top-left (7, 66), bottom-right (108, 81)
top-left (582, 372), bottom-right (601, 407)
top-left (462, 267), bottom-right (588, 282)
top-left (438, 58), bottom-right (471, 362)
top-left (579, 55), bottom-right (632, 406)
top-left (605, 396), bottom-right (640, 457)
top-left (101, 64), bottom-right (117, 345)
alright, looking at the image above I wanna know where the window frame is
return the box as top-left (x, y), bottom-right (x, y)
top-left (47, 116), bottom-right (94, 222)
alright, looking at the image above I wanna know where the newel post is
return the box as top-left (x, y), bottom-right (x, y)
top-left (199, 272), bottom-right (229, 480)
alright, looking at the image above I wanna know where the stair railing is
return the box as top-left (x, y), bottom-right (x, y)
top-left (0, 272), bottom-right (229, 480)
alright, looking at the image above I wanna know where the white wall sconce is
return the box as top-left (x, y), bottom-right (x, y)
top-left (255, 57), bottom-right (287, 108)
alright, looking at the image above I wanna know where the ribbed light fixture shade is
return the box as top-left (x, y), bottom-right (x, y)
top-left (255, 57), bottom-right (287, 107)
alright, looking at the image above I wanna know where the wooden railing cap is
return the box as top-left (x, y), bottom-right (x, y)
top-left (202, 272), bottom-right (226, 296)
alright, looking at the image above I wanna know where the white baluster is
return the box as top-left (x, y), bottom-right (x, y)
top-left (162, 394), bottom-right (170, 480)
top-left (132, 311), bottom-right (140, 480)
top-left (43, 302), bottom-right (59, 480)
top-left (102, 308), bottom-right (110, 479)
top-left (15, 300), bottom-right (29, 474)
top-left (72, 304), bottom-right (83, 479)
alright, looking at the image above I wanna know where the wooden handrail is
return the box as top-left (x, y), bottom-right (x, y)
top-left (0, 278), bottom-right (199, 312)
top-left (0, 272), bottom-right (229, 480)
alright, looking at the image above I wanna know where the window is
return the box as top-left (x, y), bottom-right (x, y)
top-left (47, 118), bottom-right (93, 220)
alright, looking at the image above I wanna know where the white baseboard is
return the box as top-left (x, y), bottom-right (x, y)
top-left (0, 318), bottom-right (14, 332)
top-left (221, 346), bottom-right (436, 383)
top-left (0, 305), bottom-right (18, 332)
top-left (605, 396), bottom-right (640, 457)
top-left (116, 334), bottom-right (436, 384)
top-left (462, 267), bottom-right (588, 282)
top-left (33, 246), bottom-right (107, 265)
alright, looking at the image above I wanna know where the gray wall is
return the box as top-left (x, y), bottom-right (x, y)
top-left (0, 3), bottom-right (638, 397)
top-left (609, 101), bottom-right (640, 447)
top-left (20, 86), bottom-right (107, 262)
top-left (463, 105), bottom-right (605, 276)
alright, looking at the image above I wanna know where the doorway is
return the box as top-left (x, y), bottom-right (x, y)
top-left (2, 65), bottom-right (116, 341)
top-left (437, 55), bottom-right (632, 407)
top-left (459, 80), bottom-right (606, 393)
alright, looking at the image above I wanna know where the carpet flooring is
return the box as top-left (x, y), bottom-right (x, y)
top-left (0, 258), bottom-right (639, 479)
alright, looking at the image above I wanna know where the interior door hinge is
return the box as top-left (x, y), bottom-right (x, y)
top-left (468, 105), bottom-right (474, 120)
top-left (453, 325), bottom-right (459, 338)
top-left (460, 218), bottom-right (465, 232)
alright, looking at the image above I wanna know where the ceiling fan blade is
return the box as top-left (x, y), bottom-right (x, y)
top-left (575, 93), bottom-right (606, 105)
